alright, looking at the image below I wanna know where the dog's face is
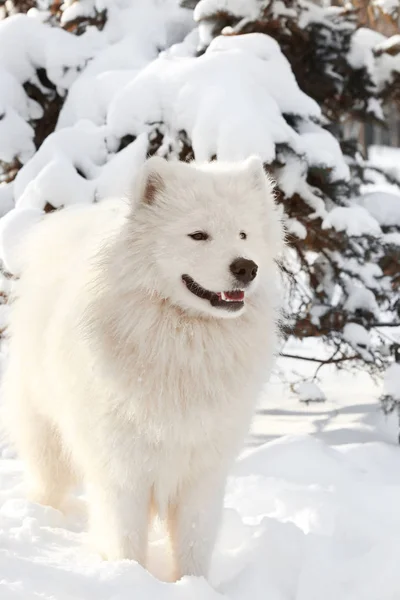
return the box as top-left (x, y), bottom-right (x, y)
top-left (129, 156), bottom-right (283, 319)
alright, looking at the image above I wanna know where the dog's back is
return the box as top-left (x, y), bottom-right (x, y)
top-left (2, 199), bottom-right (126, 450)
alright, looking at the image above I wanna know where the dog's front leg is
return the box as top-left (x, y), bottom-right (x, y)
top-left (168, 469), bottom-right (226, 580)
top-left (88, 477), bottom-right (151, 566)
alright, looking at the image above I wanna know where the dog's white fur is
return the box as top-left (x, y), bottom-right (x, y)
top-left (2, 156), bottom-right (283, 580)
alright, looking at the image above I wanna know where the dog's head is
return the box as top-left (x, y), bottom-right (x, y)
top-left (127, 156), bottom-right (283, 319)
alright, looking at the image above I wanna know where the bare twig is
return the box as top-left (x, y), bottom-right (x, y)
top-left (281, 352), bottom-right (359, 364)
top-left (370, 322), bottom-right (400, 328)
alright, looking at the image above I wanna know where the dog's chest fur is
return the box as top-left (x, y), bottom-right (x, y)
top-left (87, 289), bottom-right (275, 447)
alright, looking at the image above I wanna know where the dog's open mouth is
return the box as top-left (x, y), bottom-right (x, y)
top-left (182, 275), bottom-right (245, 311)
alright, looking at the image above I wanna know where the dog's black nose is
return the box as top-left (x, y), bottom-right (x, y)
top-left (230, 258), bottom-right (258, 285)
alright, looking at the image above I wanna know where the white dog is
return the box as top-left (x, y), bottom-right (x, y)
top-left (2, 156), bottom-right (283, 580)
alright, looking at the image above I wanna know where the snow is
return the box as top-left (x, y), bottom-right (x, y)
top-left (297, 3), bottom-right (346, 29)
top-left (359, 191), bottom-right (400, 228)
top-left (60, 0), bottom-right (100, 26)
top-left (194, 0), bottom-right (347, 33)
top-left (374, 34), bottom-right (400, 56)
top-left (0, 0), bottom-right (193, 207)
top-left (0, 14), bottom-right (96, 89)
top-left (368, 145), bottom-right (400, 178)
top-left (0, 107), bottom-right (35, 165)
top-left (0, 129), bottom-right (148, 267)
top-left (343, 284), bottom-right (379, 317)
top-left (57, 70), bottom-right (136, 130)
top-left (0, 65), bottom-right (41, 163)
top-left (384, 231), bottom-right (400, 245)
top-left (58, 0), bottom-right (194, 127)
top-left (297, 122), bottom-right (350, 182)
top-left (329, 253), bottom-right (383, 295)
top-left (285, 217), bottom-right (307, 240)
top-left (348, 28), bottom-right (385, 70)
top-left (0, 67), bottom-right (37, 164)
top-left (0, 26), bottom-right (341, 246)
top-left (373, 0), bottom-right (399, 12)
top-left (0, 206), bottom-right (43, 274)
top-left (347, 28), bottom-right (400, 91)
top-left (106, 33), bottom-right (321, 164)
top-left (322, 206), bottom-right (381, 237)
top-left (343, 322), bottom-right (371, 349)
top-left (194, 0), bottom-right (260, 21)
top-left (0, 184), bottom-right (14, 219)
top-left (0, 9), bottom-right (348, 223)
top-left (367, 96), bottom-right (384, 120)
top-left (0, 4), bottom-right (349, 228)
top-left (294, 381), bottom-right (326, 403)
top-left (14, 120), bottom-right (108, 209)
top-left (384, 363), bottom-right (400, 400)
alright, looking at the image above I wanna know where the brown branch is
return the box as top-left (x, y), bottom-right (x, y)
top-left (371, 322), bottom-right (400, 328)
top-left (281, 352), bottom-right (359, 364)
top-left (374, 37), bottom-right (400, 57)
top-left (313, 345), bottom-right (342, 379)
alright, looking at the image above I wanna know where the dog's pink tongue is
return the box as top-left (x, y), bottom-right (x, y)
top-left (225, 291), bottom-right (244, 301)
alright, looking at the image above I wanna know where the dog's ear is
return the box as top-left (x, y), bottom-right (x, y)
top-left (244, 155), bottom-right (276, 196)
top-left (137, 156), bottom-right (169, 205)
top-left (244, 155), bottom-right (267, 191)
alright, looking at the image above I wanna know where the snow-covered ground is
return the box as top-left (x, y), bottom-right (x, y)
top-left (251, 361), bottom-right (394, 447)
top-left (1, 362), bottom-right (399, 600)
top-left (368, 145), bottom-right (400, 179)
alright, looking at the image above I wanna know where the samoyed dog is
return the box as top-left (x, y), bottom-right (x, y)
top-left (2, 156), bottom-right (283, 580)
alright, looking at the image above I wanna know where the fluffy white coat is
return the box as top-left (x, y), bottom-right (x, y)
top-left (2, 156), bottom-right (283, 580)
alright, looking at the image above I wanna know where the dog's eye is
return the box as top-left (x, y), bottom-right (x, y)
top-left (188, 231), bottom-right (209, 241)
top-left (239, 231), bottom-right (247, 240)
